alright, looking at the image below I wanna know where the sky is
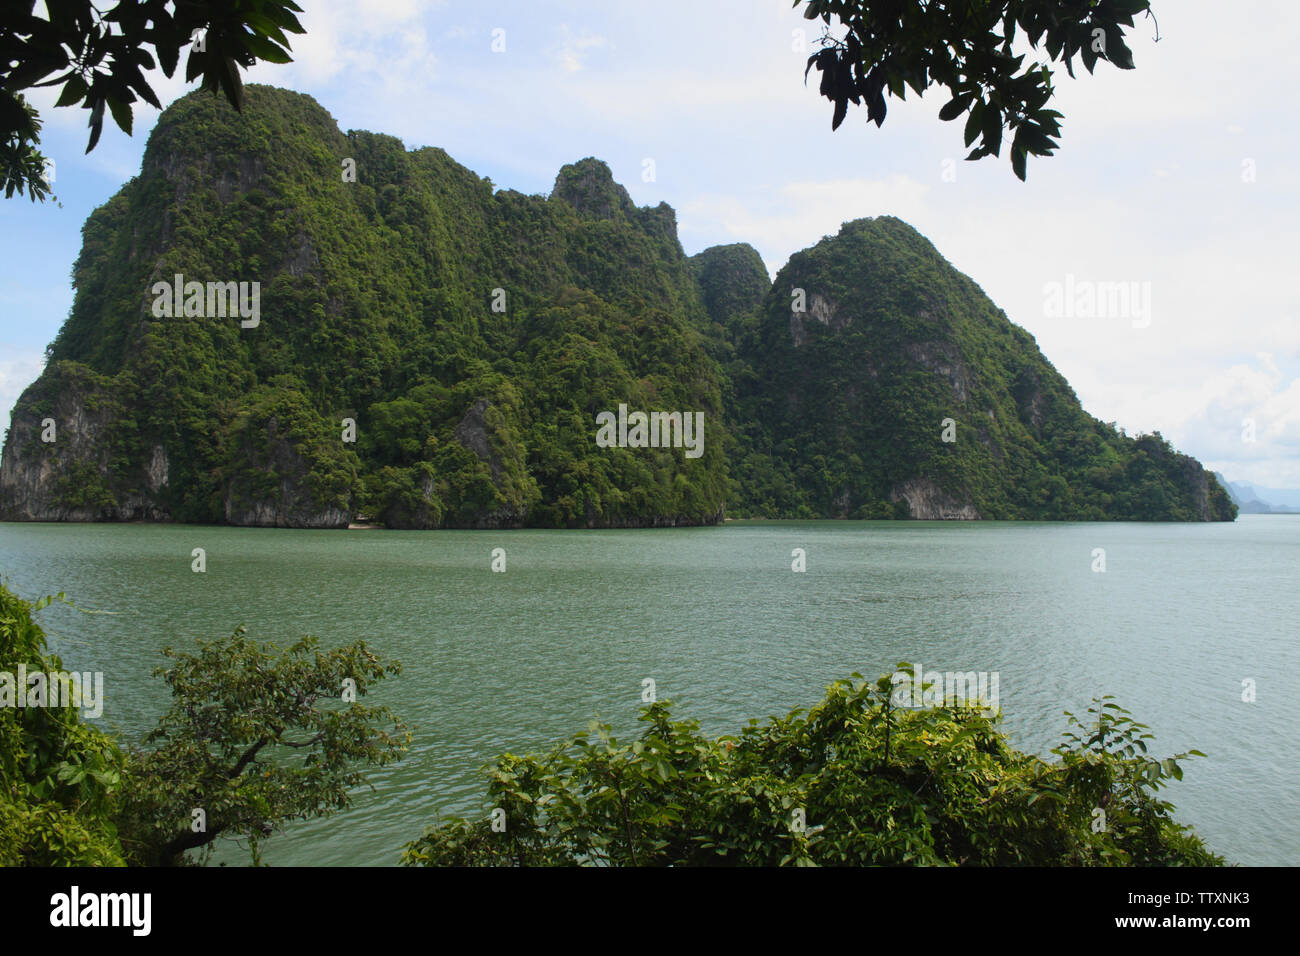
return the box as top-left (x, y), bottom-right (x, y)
top-left (1, 0), bottom-right (1297, 488)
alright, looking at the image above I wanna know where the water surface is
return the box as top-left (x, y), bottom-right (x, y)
top-left (2, 516), bottom-right (1294, 865)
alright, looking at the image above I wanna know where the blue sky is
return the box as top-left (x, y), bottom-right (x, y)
top-left (2, 0), bottom-right (1297, 487)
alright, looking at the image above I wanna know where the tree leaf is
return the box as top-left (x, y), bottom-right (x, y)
top-left (85, 97), bottom-right (105, 153)
top-left (106, 95), bottom-right (132, 136)
top-left (1011, 146), bottom-right (1027, 181)
top-left (243, 32), bottom-right (293, 65)
top-left (938, 94), bottom-right (969, 122)
top-left (963, 100), bottom-right (984, 147)
top-left (54, 76), bottom-right (89, 108)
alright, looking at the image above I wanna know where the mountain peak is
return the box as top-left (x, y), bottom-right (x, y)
top-left (551, 157), bottom-right (635, 220)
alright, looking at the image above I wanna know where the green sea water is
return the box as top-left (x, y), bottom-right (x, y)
top-left (2, 516), bottom-right (1295, 866)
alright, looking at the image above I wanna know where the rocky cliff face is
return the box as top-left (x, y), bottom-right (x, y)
top-left (0, 363), bottom-right (169, 521)
top-left (889, 479), bottom-right (981, 520)
top-left (222, 415), bottom-right (350, 529)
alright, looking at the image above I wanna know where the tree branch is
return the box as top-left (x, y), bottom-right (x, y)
top-left (228, 737), bottom-right (269, 778)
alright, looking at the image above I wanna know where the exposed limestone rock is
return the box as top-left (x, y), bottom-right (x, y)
top-left (145, 444), bottom-right (169, 493)
top-left (790, 292), bottom-right (851, 347)
top-left (1012, 370), bottom-right (1046, 431)
top-left (222, 416), bottom-right (350, 528)
top-left (889, 478), bottom-right (981, 520)
top-left (904, 341), bottom-right (971, 403)
top-left (454, 398), bottom-right (500, 479)
top-left (286, 231), bottom-right (319, 278)
top-left (450, 397), bottom-right (531, 529)
top-left (213, 154), bottom-right (267, 204)
top-left (0, 364), bottom-right (169, 522)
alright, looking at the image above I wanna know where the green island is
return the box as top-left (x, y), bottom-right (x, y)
top-left (0, 86), bottom-right (1234, 527)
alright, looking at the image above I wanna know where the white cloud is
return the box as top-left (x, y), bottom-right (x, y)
top-left (553, 26), bottom-right (607, 74)
top-left (681, 175), bottom-right (934, 279)
top-left (1195, 353), bottom-right (1300, 449)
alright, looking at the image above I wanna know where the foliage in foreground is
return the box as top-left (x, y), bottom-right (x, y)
top-left (0, 581), bottom-right (409, 866)
top-left (115, 628), bottom-right (410, 866)
top-left (0, 584), bottom-right (125, 865)
top-left (797, 0), bottom-right (1156, 180)
top-left (2, 0), bottom-right (306, 202)
top-left (403, 668), bottom-right (1222, 867)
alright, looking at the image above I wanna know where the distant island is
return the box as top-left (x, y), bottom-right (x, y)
top-left (1214, 474), bottom-right (1300, 514)
top-left (0, 86), bottom-right (1235, 527)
